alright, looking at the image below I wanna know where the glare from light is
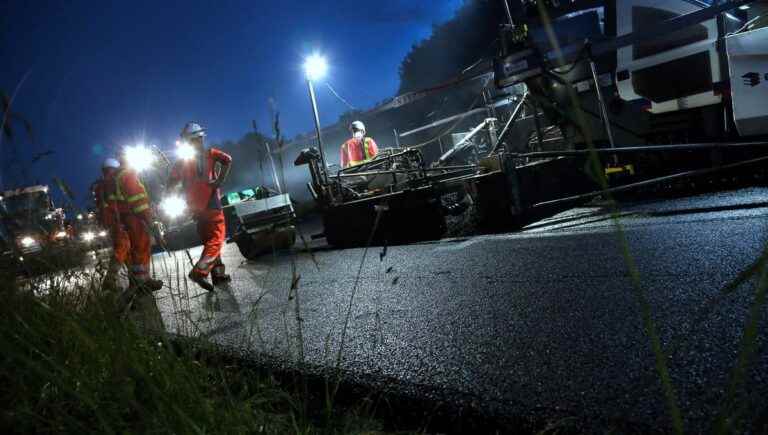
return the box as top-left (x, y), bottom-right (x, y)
top-left (98, 230), bottom-right (108, 237)
top-left (77, 214), bottom-right (83, 220)
top-left (55, 231), bottom-right (68, 239)
top-left (304, 54), bottom-right (328, 81)
top-left (20, 236), bottom-right (35, 247)
top-left (82, 231), bottom-right (95, 242)
top-left (160, 195), bottom-right (187, 219)
top-left (124, 145), bottom-right (156, 173)
top-left (739, 5), bottom-right (750, 10)
top-left (175, 142), bottom-right (196, 160)
top-left (45, 213), bottom-right (54, 220)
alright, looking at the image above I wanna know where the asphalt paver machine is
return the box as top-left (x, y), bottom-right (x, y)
top-left (297, 0), bottom-right (768, 248)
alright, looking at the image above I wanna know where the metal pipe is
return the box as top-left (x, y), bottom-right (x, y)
top-left (491, 92), bottom-right (528, 155)
top-left (502, 0), bottom-right (515, 26)
top-left (514, 141), bottom-right (768, 159)
top-left (532, 154), bottom-right (768, 209)
top-left (531, 100), bottom-right (544, 151)
top-left (588, 53), bottom-right (616, 151)
top-left (307, 79), bottom-right (328, 184)
top-left (399, 108), bottom-right (489, 138)
top-left (337, 165), bottom-right (476, 178)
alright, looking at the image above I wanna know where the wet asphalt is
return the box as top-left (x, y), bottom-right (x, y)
top-left (147, 187), bottom-right (768, 433)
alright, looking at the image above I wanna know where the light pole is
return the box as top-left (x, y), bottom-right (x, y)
top-left (303, 53), bottom-right (329, 183)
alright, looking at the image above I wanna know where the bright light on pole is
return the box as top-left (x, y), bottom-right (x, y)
top-left (160, 195), bottom-right (187, 219)
top-left (123, 145), bottom-right (156, 173)
top-left (303, 54), bottom-right (328, 81)
top-left (303, 53), bottom-right (329, 184)
top-left (175, 141), bottom-right (196, 160)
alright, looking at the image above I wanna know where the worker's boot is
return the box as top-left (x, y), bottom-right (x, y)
top-left (212, 273), bottom-right (231, 286)
top-left (128, 276), bottom-right (164, 296)
top-left (188, 269), bottom-right (215, 292)
top-left (211, 264), bottom-right (231, 286)
top-left (143, 278), bottom-right (164, 292)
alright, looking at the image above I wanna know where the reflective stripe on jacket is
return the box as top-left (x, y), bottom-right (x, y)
top-left (340, 137), bottom-right (378, 168)
top-left (114, 169), bottom-right (151, 216)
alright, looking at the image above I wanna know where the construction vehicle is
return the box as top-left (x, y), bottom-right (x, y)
top-left (0, 185), bottom-right (84, 273)
top-left (226, 188), bottom-right (297, 259)
top-left (296, 0), bottom-right (768, 248)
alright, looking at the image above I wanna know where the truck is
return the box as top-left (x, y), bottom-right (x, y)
top-left (0, 185), bottom-right (84, 274)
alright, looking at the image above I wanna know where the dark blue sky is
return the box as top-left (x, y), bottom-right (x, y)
top-left (0, 0), bottom-right (463, 200)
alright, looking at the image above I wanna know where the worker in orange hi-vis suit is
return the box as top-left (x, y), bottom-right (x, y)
top-left (168, 122), bottom-right (232, 292)
top-left (340, 120), bottom-right (378, 168)
top-left (96, 158), bottom-right (131, 270)
top-left (113, 162), bottom-right (163, 293)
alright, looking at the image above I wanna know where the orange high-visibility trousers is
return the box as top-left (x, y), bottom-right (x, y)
top-left (193, 209), bottom-right (226, 277)
top-left (123, 214), bottom-right (152, 281)
top-left (112, 225), bottom-right (132, 265)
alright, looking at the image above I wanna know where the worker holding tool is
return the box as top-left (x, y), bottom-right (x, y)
top-left (168, 121), bottom-right (232, 291)
top-left (95, 158), bottom-right (132, 279)
top-left (340, 120), bottom-right (379, 168)
top-left (112, 157), bottom-right (164, 293)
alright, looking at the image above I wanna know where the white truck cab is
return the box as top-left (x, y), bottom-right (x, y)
top-left (615, 0), bottom-right (768, 136)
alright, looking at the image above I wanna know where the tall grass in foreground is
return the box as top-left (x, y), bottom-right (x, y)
top-left (0, 261), bottom-right (380, 434)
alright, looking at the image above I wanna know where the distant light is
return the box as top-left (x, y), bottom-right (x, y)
top-left (739, 5), bottom-right (750, 10)
top-left (82, 231), bottom-right (95, 242)
top-left (77, 214), bottom-right (83, 220)
top-left (304, 54), bottom-right (328, 81)
top-left (160, 195), bottom-right (187, 219)
top-left (123, 145), bottom-right (156, 173)
top-left (175, 142), bottom-right (196, 160)
top-left (98, 230), bottom-right (107, 237)
top-left (42, 186), bottom-right (49, 193)
top-left (20, 236), bottom-right (35, 247)
top-left (54, 231), bottom-right (67, 239)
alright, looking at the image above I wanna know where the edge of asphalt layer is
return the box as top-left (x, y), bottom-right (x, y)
top-left (162, 332), bottom-right (666, 434)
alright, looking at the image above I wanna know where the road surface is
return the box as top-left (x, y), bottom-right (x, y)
top-left (140, 187), bottom-right (768, 433)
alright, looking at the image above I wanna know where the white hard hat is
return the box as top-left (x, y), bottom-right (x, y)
top-left (350, 121), bottom-right (365, 132)
top-left (180, 122), bottom-right (206, 139)
top-left (102, 158), bottom-right (120, 169)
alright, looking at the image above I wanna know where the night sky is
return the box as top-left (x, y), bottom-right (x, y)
top-left (0, 0), bottom-right (463, 202)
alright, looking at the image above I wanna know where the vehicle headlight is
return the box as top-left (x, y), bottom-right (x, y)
top-left (98, 230), bottom-right (107, 237)
top-left (20, 236), bottom-right (35, 247)
top-left (82, 231), bottom-right (95, 242)
top-left (160, 195), bottom-right (187, 219)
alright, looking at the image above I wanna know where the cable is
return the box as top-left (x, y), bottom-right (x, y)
top-left (325, 83), bottom-right (356, 111)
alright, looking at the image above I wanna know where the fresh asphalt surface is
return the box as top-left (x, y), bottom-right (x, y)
top-left (144, 187), bottom-right (768, 432)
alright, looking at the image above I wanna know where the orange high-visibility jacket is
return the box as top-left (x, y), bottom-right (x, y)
top-left (169, 148), bottom-right (232, 214)
top-left (340, 137), bottom-right (378, 168)
top-left (112, 169), bottom-right (151, 220)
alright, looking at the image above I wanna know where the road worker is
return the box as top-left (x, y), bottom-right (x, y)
top-left (340, 120), bottom-right (379, 168)
top-left (95, 158), bottom-right (132, 278)
top-left (113, 157), bottom-right (163, 293)
top-left (168, 122), bottom-right (232, 291)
